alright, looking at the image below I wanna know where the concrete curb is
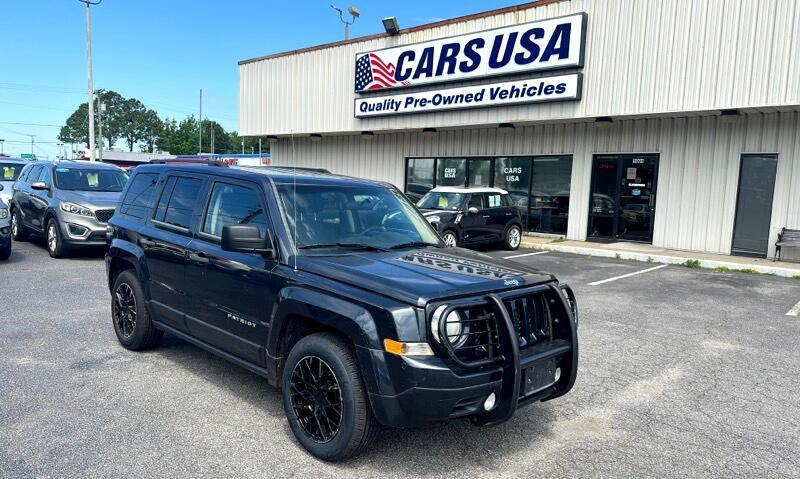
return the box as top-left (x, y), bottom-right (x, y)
top-left (519, 242), bottom-right (800, 279)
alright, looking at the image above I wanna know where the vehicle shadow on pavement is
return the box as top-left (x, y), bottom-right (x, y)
top-left (18, 236), bottom-right (107, 259)
top-left (154, 333), bottom-right (286, 419)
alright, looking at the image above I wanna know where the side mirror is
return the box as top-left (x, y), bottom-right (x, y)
top-left (221, 225), bottom-right (274, 258)
top-left (468, 206), bottom-right (479, 214)
top-left (30, 182), bottom-right (49, 191)
top-left (0, 184), bottom-right (4, 191)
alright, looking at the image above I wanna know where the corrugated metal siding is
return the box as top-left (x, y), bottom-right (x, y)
top-left (271, 112), bottom-right (800, 257)
top-left (240, 0), bottom-right (800, 136)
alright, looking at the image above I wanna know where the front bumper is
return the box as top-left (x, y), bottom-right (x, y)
top-left (56, 211), bottom-right (109, 247)
top-left (364, 286), bottom-right (579, 428)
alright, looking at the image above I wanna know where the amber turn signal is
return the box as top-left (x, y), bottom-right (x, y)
top-left (383, 338), bottom-right (434, 356)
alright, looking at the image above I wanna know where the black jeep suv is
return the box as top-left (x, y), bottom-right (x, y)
top-left (105, 163), bottom-right (578, 460)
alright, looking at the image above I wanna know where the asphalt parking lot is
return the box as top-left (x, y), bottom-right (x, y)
top-left (2, 239), bottom-right (800, 478)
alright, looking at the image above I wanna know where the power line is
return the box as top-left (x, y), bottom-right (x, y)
top-left (0, 121), bottom-right (62, 128)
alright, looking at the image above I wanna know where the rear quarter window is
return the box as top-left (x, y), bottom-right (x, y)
top-left (119, 173), bottom-right (159, 220)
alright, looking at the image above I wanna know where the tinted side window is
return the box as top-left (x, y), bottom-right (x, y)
top-left (202, 182), bottom-right (268, 237)
top-left (26, 165), bottom-right (42, 184)
top-left (37, 167), bottom-right (52, 187)
top-left (119, 173), bottom-right (159, 220)
top-left (154, 177), bottom-right (202, 229)
top-left (153, 177), bottom-right (177, 221)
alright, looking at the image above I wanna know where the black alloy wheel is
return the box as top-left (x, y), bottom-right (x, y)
top-left (289, 356), bottom-right (344, 443)
top-left (113, 283), bottom-right (137, 339)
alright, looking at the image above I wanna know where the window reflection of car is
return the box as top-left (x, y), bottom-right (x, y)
top-left (416, 186), bottom-right (524, 250)
top-left (621, 204), bottom-right (651, 224)
top-left (591, 194), bottom-right (615, 215)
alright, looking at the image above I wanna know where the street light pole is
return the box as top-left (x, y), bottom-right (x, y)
top-left (0, 139), bottom-right (4, 155)
top-left (79, 0), bottom-right (102, 162)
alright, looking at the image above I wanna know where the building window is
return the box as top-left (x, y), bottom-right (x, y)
top-left (436, 158), bottom-right (467, 187)
top-left (529, 157), bottom-right (572, 234)
top-left (405, 156), bottom-right (572, 234)
top-left (494, 156), bottom-right (532, 213)
top-left (405, 158), bottom-right (435, 202)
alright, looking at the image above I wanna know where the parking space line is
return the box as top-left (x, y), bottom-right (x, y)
top-left (787, 301), bottom-right (800, 317)
top-left (504, 251), bottom-right (548, 259)
top-left (588, 264), bottom-right (668, 286)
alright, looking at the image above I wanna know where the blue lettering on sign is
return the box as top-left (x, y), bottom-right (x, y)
top-left (459, 38), bottom-right (485, 73)
top-left (354, 13), bottom-right (586, 92)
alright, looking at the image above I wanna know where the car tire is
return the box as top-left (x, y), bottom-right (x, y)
top-left (46, 218), bottom-right (70, 258)
top-left (441, 230), bottom-right (458, 248)
top-left (0, 240), bottom-right (10, 260)
top-left (111, 270), bottom-right (163, 350)
top-left (282, 332), bottom-right (379, 461)
top-left (11, 209), bottom-right (28, 241)
top-left (504, 224), bottom-right (522, 250)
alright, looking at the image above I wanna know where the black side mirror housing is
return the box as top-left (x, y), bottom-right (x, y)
top-left (221, 225), bottom-right (274, 258)
top-left (30, 182), bottom-right (49, 191)
top-left (0, 184), bottom-right (4, 191)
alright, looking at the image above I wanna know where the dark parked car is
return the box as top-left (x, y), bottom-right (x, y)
top-left (105, 164), bottom-right (578, 460)
top-left (417, 186), bottom-right (524, 250)
top-left (10, 160), bottom-right (129, 258)
top-left (0, 192), bottom-right (11, 260)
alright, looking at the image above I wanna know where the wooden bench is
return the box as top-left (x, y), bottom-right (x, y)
top-left (776, 228), bottom-right (800, 262)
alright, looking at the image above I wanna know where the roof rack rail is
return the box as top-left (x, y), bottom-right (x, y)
top-left (149, 158), bottom-right (229, 167)
top-left (264, 166), bottom-right (331, 174)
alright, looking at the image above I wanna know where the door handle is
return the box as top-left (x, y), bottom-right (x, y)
top-left (139, 238), bottom-right (155, 248)
top-left (189, 251), bottom-right (209, 264)
top-left (505, 212), bottom-right (514, 216)
top-left (482, 215), bottom-right (490, 218)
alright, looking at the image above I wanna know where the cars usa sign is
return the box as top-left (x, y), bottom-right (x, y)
top-left (354, 13), bottom-right (586, 93)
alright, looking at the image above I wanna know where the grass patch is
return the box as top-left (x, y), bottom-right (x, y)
top-left (615, 253), bottom-right (622, 260)
top-left (714, 266), bottom-right (763, 275)
top-left (647, 256), bottom-right (654, 263)
top-left (685, 259), bottom-right (702, 269)
top-left (552, 237), bottom-right (567, 243)
top-left (792, 275), bottom-right (800, 280)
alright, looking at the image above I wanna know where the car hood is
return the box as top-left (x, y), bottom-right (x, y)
top-left (58, 190), bottom-right (121, 209)
top-left (296, 247), bottom-right (555, 306)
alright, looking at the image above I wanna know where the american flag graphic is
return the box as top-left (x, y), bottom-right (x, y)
top-left (354, 53), bottom-right (410, 91)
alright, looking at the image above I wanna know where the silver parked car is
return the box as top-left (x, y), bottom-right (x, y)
top-left (10, 160), bottom-right (129, 258)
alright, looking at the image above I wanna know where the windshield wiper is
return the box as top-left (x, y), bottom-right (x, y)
top-left (299, 242), bottom-right (390, 252)
top-left (389, 241), bottom-right (439, 250)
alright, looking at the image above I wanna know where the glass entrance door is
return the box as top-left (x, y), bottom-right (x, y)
top-left (731, 154), bottom-right (778, 258)
top-left (588, 155), bottom-right (659, 243)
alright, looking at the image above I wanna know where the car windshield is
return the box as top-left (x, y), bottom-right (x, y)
top-left (276, 183), bottom-right (442, 253)
top-left (54, 167), bottom-right (128, 192)
top-left (0, 163), bottom-right (25, 182)
top-left (416, 191), bottom-right (466, 211)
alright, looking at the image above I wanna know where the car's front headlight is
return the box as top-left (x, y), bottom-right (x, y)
top-left (0, 208), bottom-right (8, 219)
top-left (60, 202), bottom-right (93, 217)
top-left (426, 215), bottom-right (441, 224)
top-left (430, 305), bottom-right (468, 348)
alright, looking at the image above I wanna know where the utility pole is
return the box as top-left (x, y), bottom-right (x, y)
top-left (79, 0), bottom-right (102, 161)
top-left (210, 125), bottom-right (215, 154)
top-left (0, 139), bottom-right (4, 155)
top-left (198, 89), bottom-right (203, 154)
top-left (29, 135), bottom-right (35, 156)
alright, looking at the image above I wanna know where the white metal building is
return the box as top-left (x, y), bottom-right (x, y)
top-left (239, 0), bottom-right (800, 259)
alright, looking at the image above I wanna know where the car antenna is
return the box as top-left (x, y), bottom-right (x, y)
top-left (291, 130), bottom-right (298, 272)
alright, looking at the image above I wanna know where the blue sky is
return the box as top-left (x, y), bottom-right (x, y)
top-left (0, 0), bottom-right (521, 158)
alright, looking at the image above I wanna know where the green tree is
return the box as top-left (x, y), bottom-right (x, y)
top-left (59, 102), bottom-right (91, 146)
top-left (159, 116), bottom-right (199, 155)
top-left (118, 98), bottom-right (147, 151)
top-left (140, 109), bottom-right (163, 153)
top-left (96, 90), bottom-right (126, 148)
top-left (200, 120), bottom-right (232, 154)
